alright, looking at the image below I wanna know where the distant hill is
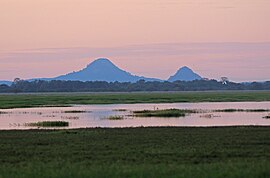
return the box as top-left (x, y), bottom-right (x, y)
top-left (168, 66), bottom-right (202, 82)
top-left (53, 58), bottom-right (161, 82)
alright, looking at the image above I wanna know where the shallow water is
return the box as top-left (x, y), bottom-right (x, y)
top-left (0, 102), bottom-right (270, 130)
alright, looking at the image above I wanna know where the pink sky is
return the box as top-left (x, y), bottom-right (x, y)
top-left (0, 0), bottom-right (270, 81)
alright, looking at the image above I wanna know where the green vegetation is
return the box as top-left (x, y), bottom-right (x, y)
top-left (25, 121), bottom-right (69, 127)
top-left (263, 116), bottom-right (270, 119)
top-left (2, 79), bottom-right (270, 93)
top-left (0, 91), bottom-right (270, 109)
top-left (0, 127), bottom-right (269, 178)
top-left (214, 109), bottom-right (270, 112)
top-left (113, 109), bottom-right (128, 112)
top-left (107, 115), bottom-right (124, 120)
top-left (63, 110), bottom-right (89, 113)
top-left (133, 109), bottom-right (198, 117)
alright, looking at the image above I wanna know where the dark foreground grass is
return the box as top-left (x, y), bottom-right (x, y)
top-left (0, 91), bottom-right (270, 109)
top-left (133, 109), bottom-right (198, 117)
top-left (0, 127), bottom-right (269, 178)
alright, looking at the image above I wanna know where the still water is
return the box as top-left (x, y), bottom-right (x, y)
top-left (0, 102), bottom-right (270, 130)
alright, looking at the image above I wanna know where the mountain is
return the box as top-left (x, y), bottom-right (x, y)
top-left (53, 58), bottom-right (161, 82)
top-left (168, 66), bottom-right (202, 82)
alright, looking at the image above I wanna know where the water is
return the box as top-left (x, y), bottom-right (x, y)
top-left (0, 102), bottom-right (270, 130)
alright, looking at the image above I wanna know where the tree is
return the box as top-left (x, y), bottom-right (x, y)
top-left (221, 77), bottom-right (229, 85)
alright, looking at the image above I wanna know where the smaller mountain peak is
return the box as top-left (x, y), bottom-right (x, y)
top-left (168, 66), bottom-right (202, 82)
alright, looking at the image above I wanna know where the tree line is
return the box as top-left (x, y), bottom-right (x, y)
top-left (0, 79), bottom-right (270, 93)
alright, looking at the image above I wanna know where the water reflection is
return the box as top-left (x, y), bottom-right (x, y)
top-left (0, 102), bottom-right (270, 130)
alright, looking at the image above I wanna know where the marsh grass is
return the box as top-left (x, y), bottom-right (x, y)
top-left (214, 109), bottom-right (270, 112)
top-left (113, 109), bottom-right (128, 112)
top-left (0, 127), bottom-right (269, 178)
top-left (133, 109), bottom-right (199, 117)
top-left (63, 110), bottom-right (90, 113)
top-left (1, 91), bottom-right (270, 109)
top-left (107, 115), bottom-right (124, 120)
top-left (25, 121), bottom-right (69, 127)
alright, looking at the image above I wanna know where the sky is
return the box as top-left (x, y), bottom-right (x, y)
top-left (0, 0), bottom-right (270, 82)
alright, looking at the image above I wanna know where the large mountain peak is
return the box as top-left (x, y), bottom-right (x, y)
top-left (87, 58), bottom-right (114, 68)
top-left (54, 58), bottom-right (160, 82)
top-left (168, 66), bottom-right (202, 82)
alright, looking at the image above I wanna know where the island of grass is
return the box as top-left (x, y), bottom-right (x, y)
top-left (25, 121), bottom-right (69, 127)
top-left (63, 110), bottom-right (90, 113)
top-left (0, 127), bottom-right (269, 178)
top-left (133, 109), bottom-right (198, 117)
top-left (107, 115), bottom-right (124, 120)
top-left (112, 109), bottom-right (128, 112)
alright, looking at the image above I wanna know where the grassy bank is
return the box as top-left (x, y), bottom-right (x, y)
top-left (1, 91), bottom-right (270, 109)
top-left (0, 127), bottom-right (269, 178)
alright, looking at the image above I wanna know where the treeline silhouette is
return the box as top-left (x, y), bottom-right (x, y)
top-left (0, 80), bottom-right (270, 93)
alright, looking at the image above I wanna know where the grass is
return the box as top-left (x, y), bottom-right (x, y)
top-left (113, 109), bottom-right (128, 112)
top-left (63, 110), bottom-right (90, 113)
top-left (0, 127), bottom-right (269, 178)
top-left (214, 109), bottom-right (270, 112)
top-left (133, 109), bottom-right (198, 117)
top-left (107, 115), bottom-right (124, 120)
top-left (25, 121), bottom-right (69, 127)
top-left (0, 91), bottom-right (270, 109)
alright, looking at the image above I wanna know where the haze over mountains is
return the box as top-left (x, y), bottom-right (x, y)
top-left (1, 58), bottom-right (203, 84)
